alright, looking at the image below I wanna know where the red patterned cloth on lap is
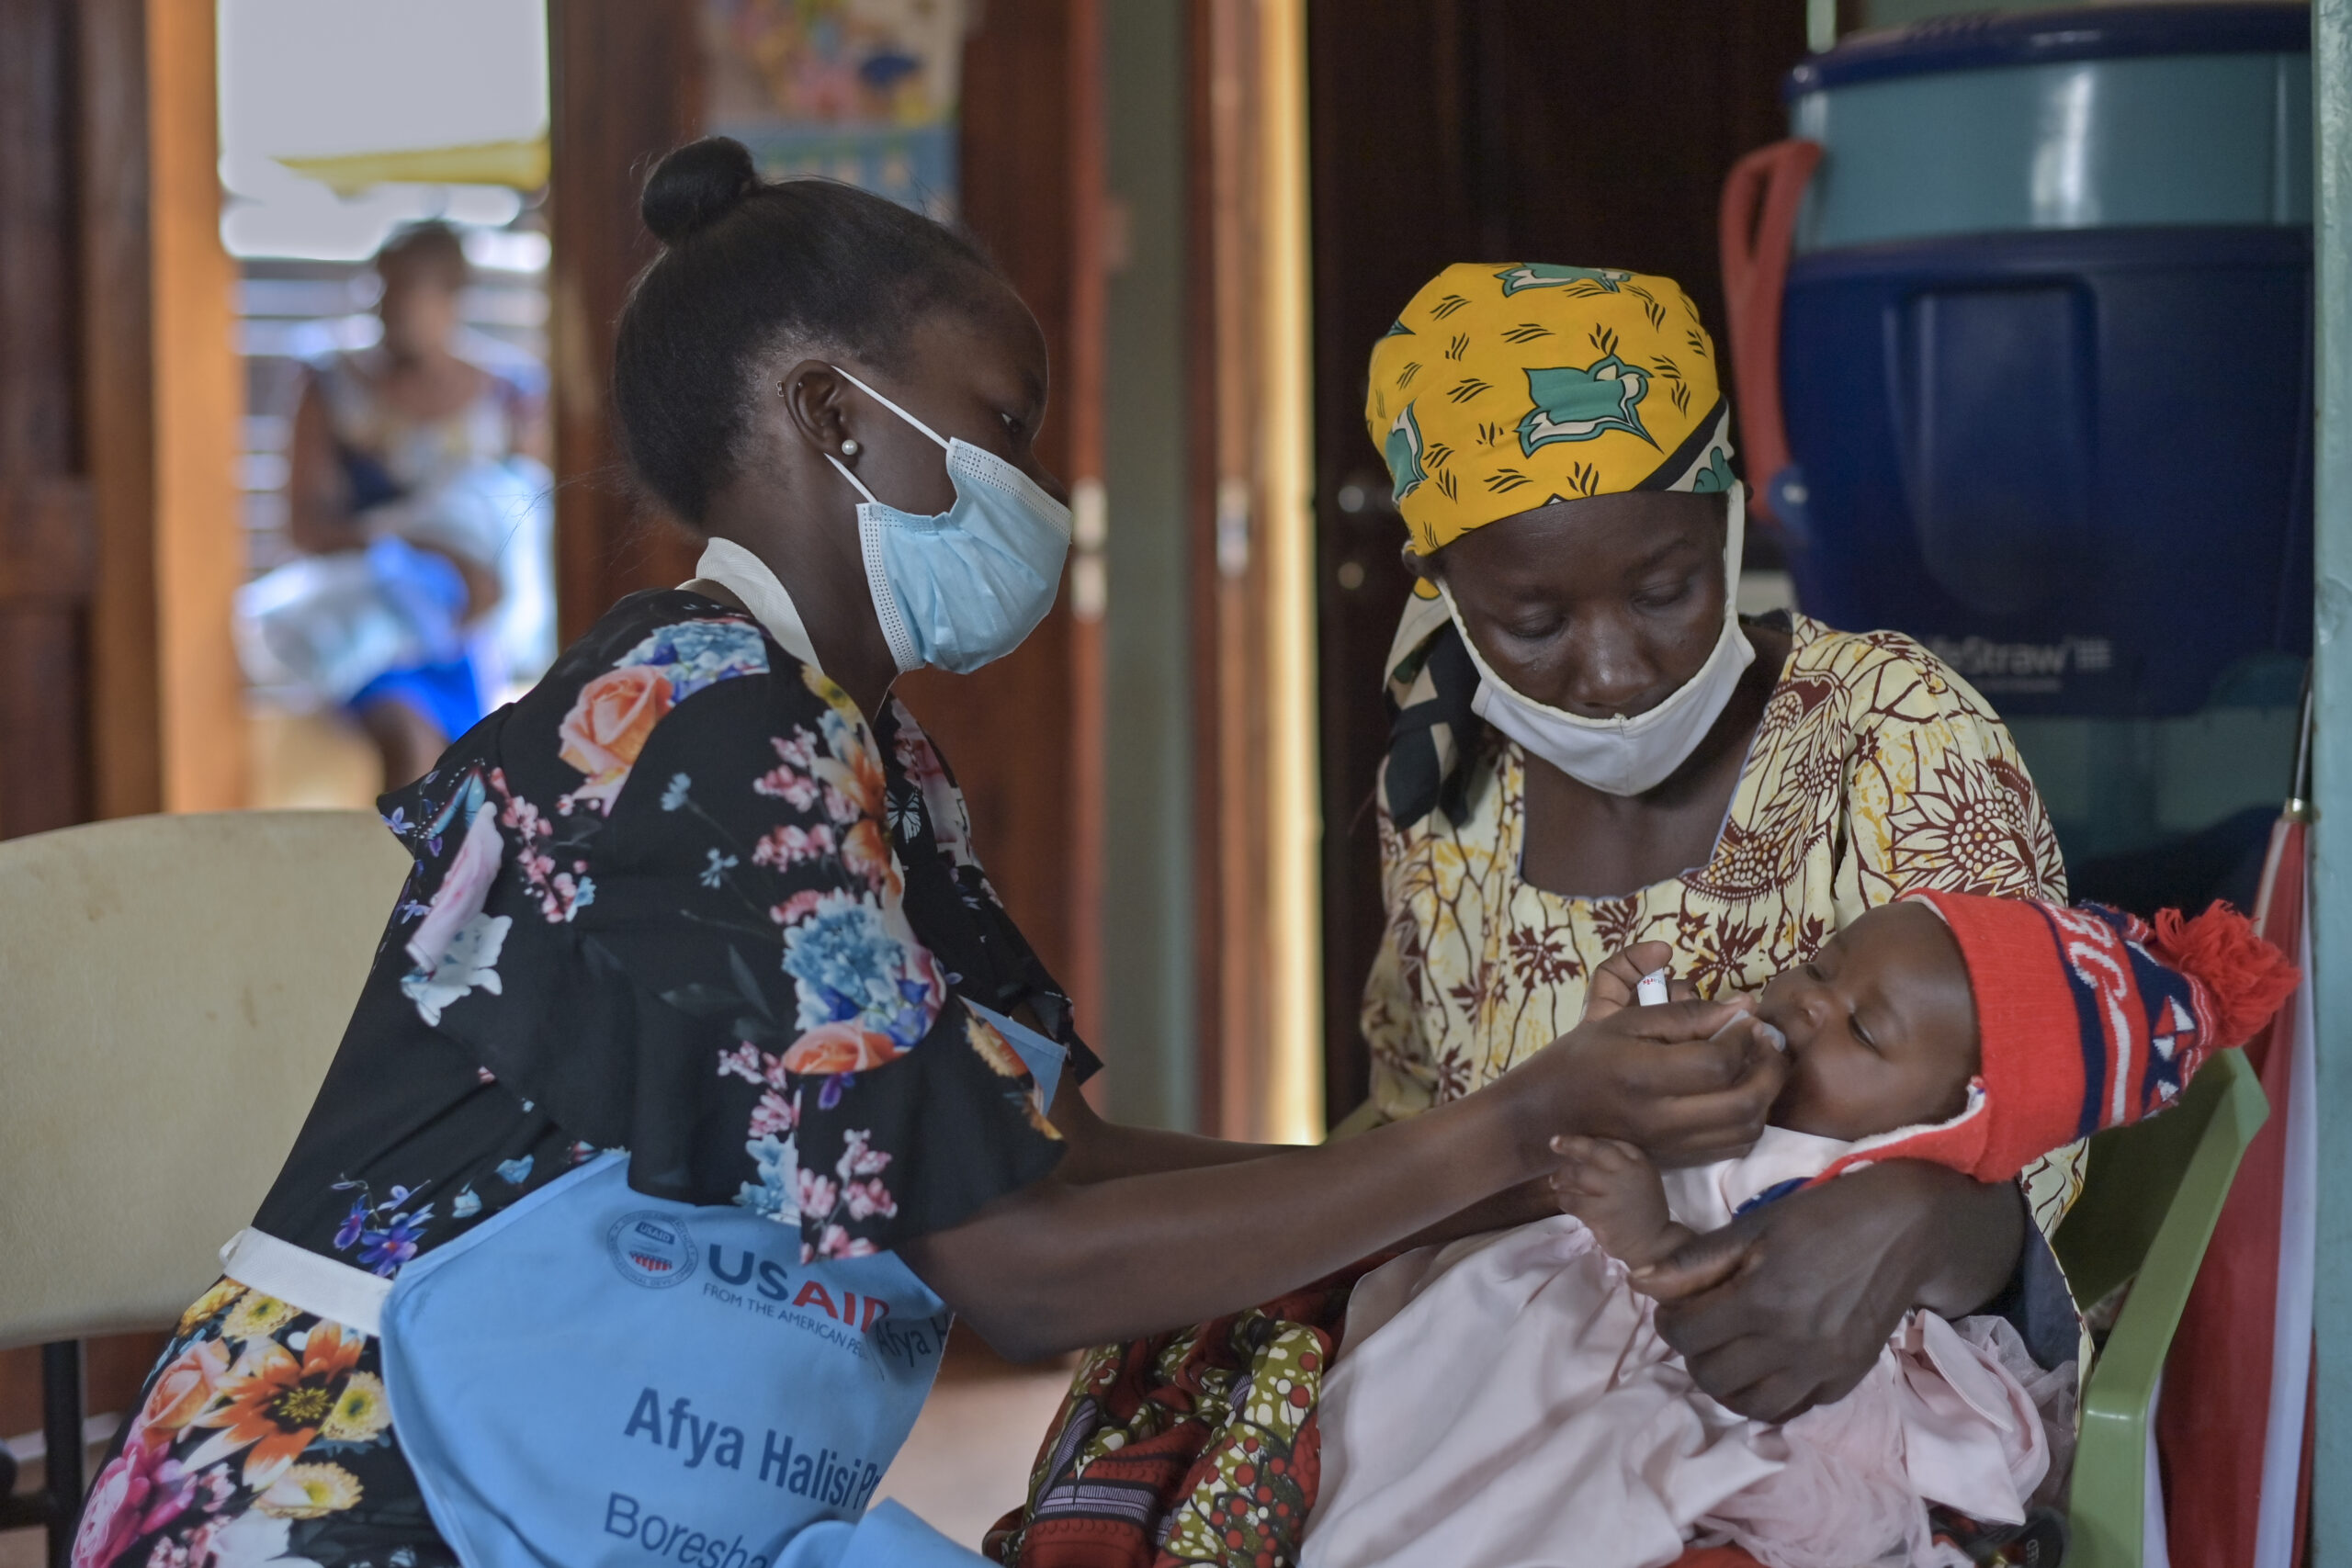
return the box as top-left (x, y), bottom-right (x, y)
top-left (984, 1256), bottom-right (1774, 1568)
top-left (986, 1263), bottom-right (1384, 1568)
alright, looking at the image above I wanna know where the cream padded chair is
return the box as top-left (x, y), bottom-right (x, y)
top-left (0, 810), bottom-right (408, 1562)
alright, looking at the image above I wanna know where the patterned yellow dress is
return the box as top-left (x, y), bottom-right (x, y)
top-left (992, 614), bottom-right (2086, 1568)
top-left (1361, 611), bottom-right (2081, 1243)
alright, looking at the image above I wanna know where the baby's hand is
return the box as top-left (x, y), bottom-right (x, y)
top-left (1583, 942), bottom-right (1695, 1022)
top-left (1547, 1134), bottom-right (1690, 1275)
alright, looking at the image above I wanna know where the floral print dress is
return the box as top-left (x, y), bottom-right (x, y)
top-left (74, 590), bottom-right (1094, 1568)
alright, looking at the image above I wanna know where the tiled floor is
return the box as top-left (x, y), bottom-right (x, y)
top-left (1, 1337), bottom-right (1074, 1566)
top-left (247, 705), bottom-right (383, 811)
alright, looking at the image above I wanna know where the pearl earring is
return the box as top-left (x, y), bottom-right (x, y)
top-left (841, 439), bottom-right (861, 457)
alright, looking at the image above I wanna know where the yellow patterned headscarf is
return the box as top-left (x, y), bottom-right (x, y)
top-left (1371, 265), bottom-right (1740, 828)
top-left (1365, 263), bottom-right (1735, 573)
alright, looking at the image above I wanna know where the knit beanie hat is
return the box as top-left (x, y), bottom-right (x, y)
top-left (1809, 895), bottom-right (2299, 1188)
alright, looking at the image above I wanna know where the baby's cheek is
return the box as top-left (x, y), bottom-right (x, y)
top-left (1914, 1069), bottom-right (1976, 1129)
top-left (1771, 1062), bottom-right (1872, 1142)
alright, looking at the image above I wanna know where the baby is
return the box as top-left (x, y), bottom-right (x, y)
top-left (1304, 892), bottom-right (2297, 1568)
top-left (1557, 896), bottom-right (1988, 1295)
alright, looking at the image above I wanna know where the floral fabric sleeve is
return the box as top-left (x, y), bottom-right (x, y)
top-left (1827, 630), bottom-right (2069, 913)
top-left (380, 604), bottom-right (1068, 1263)
top-left (574, 660), bottom-right (1069, 1259)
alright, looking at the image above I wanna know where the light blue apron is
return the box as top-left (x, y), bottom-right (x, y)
top-left (232, 1000), bottom-right (1065, 1568)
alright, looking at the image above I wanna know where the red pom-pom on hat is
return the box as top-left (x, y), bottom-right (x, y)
top-left (2148, 900), bottom-right (2300, 1048)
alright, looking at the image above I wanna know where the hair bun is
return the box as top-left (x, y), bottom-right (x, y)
top-left (641, 137), bottom-right (759, 244)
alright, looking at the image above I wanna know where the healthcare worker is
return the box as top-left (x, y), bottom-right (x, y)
top-left (70, 144), bottom-right (1788, 1568)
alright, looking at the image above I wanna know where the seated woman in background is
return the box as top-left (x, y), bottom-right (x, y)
top-left (280, 220), bottom-right (551, 786)
top-left (994, 265), bottom-right (2085, 1568)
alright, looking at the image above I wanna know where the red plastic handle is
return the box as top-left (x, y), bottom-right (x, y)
top-left (1718, 138), bottom-right (1821, 523)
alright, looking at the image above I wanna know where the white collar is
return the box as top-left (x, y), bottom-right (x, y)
top-left (1657, 1124), bottom-right (1854, 1233)
top-left (682, 536), bottom-right (821, 673)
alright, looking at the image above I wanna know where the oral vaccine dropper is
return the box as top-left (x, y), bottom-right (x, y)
top-left (1639, 964), bottom-right (1785, 1052)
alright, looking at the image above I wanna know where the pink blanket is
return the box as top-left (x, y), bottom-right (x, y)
top-left (1304, 1213), bottom-right (2074, 1568)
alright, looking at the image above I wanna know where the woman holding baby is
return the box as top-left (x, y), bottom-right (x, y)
top-left (994, 266), bottom-right (2095, 1568)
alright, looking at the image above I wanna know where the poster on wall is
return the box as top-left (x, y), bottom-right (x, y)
top-left (702, 0), bottom-right (966, 219)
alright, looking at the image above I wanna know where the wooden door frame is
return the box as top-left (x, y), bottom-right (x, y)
top-left (1188, 0), bottom-right (1321, 1144)
top-left (1062, 0), bottom-right (1109, 1055)
top-left (81, 0), bottom-right (245, 828)
top-left (547, 0), bottom-right (706, 646)
top-left (0, 0), bottom-right (241, 1519)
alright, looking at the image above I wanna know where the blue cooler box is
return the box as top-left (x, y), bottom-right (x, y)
top-left (1766, 5), bottom-right (2312, 898)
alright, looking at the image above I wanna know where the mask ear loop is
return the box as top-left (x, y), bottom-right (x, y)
top-left (832, 367), bottom-right (953, 452)
top-left (827, 452), bottom-right (881, 504)
top-left (794, 365), bottom-right (951, 504)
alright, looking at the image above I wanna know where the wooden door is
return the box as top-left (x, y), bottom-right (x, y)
top-left (0, 0), bottom-right (243, 864)
top-left (1305, 1), bottom-right (1810, 1122)
top-left (1187, 0), bottom-right (1322, 1144)
top-left (0, 0), bottom-right (100, 1489)
top-left (0, 0), bottom-right (243, 1505)
top-left (547, 0), bottom-right (706, 640)
top-left (0, 0), bottom-right (95, 840)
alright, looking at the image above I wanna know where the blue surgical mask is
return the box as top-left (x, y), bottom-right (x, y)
top-left (824, 367), bottom-right (1072, 675)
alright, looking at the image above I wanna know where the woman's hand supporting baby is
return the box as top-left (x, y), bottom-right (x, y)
top-left (1634, 1165), bottom-right (2028, 1423)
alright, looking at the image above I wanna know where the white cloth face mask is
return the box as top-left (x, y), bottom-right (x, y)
top-left (823, 367), bottom-right (1072, 675)
top-left (1444, 480), bottom-right (1756, 797)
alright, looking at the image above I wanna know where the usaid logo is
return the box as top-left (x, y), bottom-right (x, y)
top-left (608, 1212), bottom-right (697, 1290)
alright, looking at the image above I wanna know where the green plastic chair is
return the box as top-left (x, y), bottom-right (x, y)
top-left (2053, 1047), bottom-right (2270, 1568)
